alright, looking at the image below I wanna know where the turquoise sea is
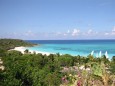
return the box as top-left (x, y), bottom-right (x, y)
top-left (26, 40), bottom-right (115, 59)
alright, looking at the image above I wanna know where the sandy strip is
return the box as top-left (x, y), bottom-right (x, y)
top-left (10, 46), bottom-right (51, 56)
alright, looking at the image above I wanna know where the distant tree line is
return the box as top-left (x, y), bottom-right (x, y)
top-left (0, 39), bottom-right (36, 50)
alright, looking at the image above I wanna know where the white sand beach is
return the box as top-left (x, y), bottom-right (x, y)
top-left (10, 46), bottom-right (51, 56)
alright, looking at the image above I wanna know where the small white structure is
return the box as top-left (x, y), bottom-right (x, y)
top-left (105, 51), bottom-right (109, 58)
top-left (99, 51), bottom-right (102, 57)
top-left (91, 50), bottom-right (94, 56)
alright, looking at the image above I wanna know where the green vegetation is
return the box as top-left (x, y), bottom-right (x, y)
top-left (0, 39), bottom-right (115, 86)
top-left (0, 39), bottom-right (36, 50)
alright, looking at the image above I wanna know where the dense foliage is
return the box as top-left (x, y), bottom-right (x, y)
top-left (0, 50), bottom-right (115, 86)
top-left (0, 39), bottom-right (115, 86)
top-left (0, 39), bottom-right (36, 50)
top-left (0, 51), bottom-right (61, 86)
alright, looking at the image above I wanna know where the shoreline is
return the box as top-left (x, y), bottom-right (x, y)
top-left (10, 46), bottom-right (113, 59)
top-left (10, 46), bottom-right (51, 56)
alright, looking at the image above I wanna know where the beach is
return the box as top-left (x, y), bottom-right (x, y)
top-left (9, 40), bottom-right (115, 58)
top-left (10, 46), bottom-right (51, 56)
top-left (25, 40), bottom-right (115, 59)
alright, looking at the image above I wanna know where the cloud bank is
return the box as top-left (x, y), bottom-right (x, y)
top-left (0, 26), bottom-right (115, 40)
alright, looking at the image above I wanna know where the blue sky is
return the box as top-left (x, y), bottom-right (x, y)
top-left (0, 0), bottom-right (115, 40)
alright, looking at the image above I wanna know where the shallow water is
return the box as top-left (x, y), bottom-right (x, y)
top-left (26, 40), bottom-right (115, 59)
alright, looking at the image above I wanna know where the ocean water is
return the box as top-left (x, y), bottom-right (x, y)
top-left (25, 40), bottom-right (115, 59)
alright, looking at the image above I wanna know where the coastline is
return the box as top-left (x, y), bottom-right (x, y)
top-left (10, 46), bottom-right (51, 56)
top-left (10, 45), bottom-right (114, 59)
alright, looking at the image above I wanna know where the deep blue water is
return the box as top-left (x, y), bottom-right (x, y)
top-left (26, 40), bottom-right (115, 44)
top-left (25, 40), bottom-right (115, 58)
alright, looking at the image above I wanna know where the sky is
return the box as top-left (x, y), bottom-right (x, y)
top-left (0, 0), bottom-right (115, 40)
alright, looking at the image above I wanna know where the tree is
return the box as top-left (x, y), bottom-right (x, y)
top-left (111, 56), bottom-right (115, 63)
top-left (24, 49), bottom-right (29, 54)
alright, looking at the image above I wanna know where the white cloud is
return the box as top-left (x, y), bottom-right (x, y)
top-left (12, 32), bottom-right (17, 35)
top-left (103, 26), bottom-right (115, 36)
top-left (25, 30), bottom-right (35, 36)
top-left (67, 30), bottom-right (70, 33)
top-left (112, 33), bottom-right (115, 35)
top-left (56, 32), bottom-right (61, 35)
top-left (112, 32), bottom-right (115, 35)
top-left (111, 26), bottom-right (115, 35)
top-left (108, 26), bottom-right (115, 35)
top-left (95, 31), bottom-right (98, 34)
top-left (64, 33), bottom-right (67, 36)
top-left (82, 29), bottom-right (98, 36)
top-left (104, 32), bottom-right (109, 35)
top-left (3, 26), bottom-right (115, 40)
top-left (72, 29), bottom-right (80, 36)
top-left (112, 26), bottom-right (115, 32)
top-left (87, 29), bottom-right (92, 34)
